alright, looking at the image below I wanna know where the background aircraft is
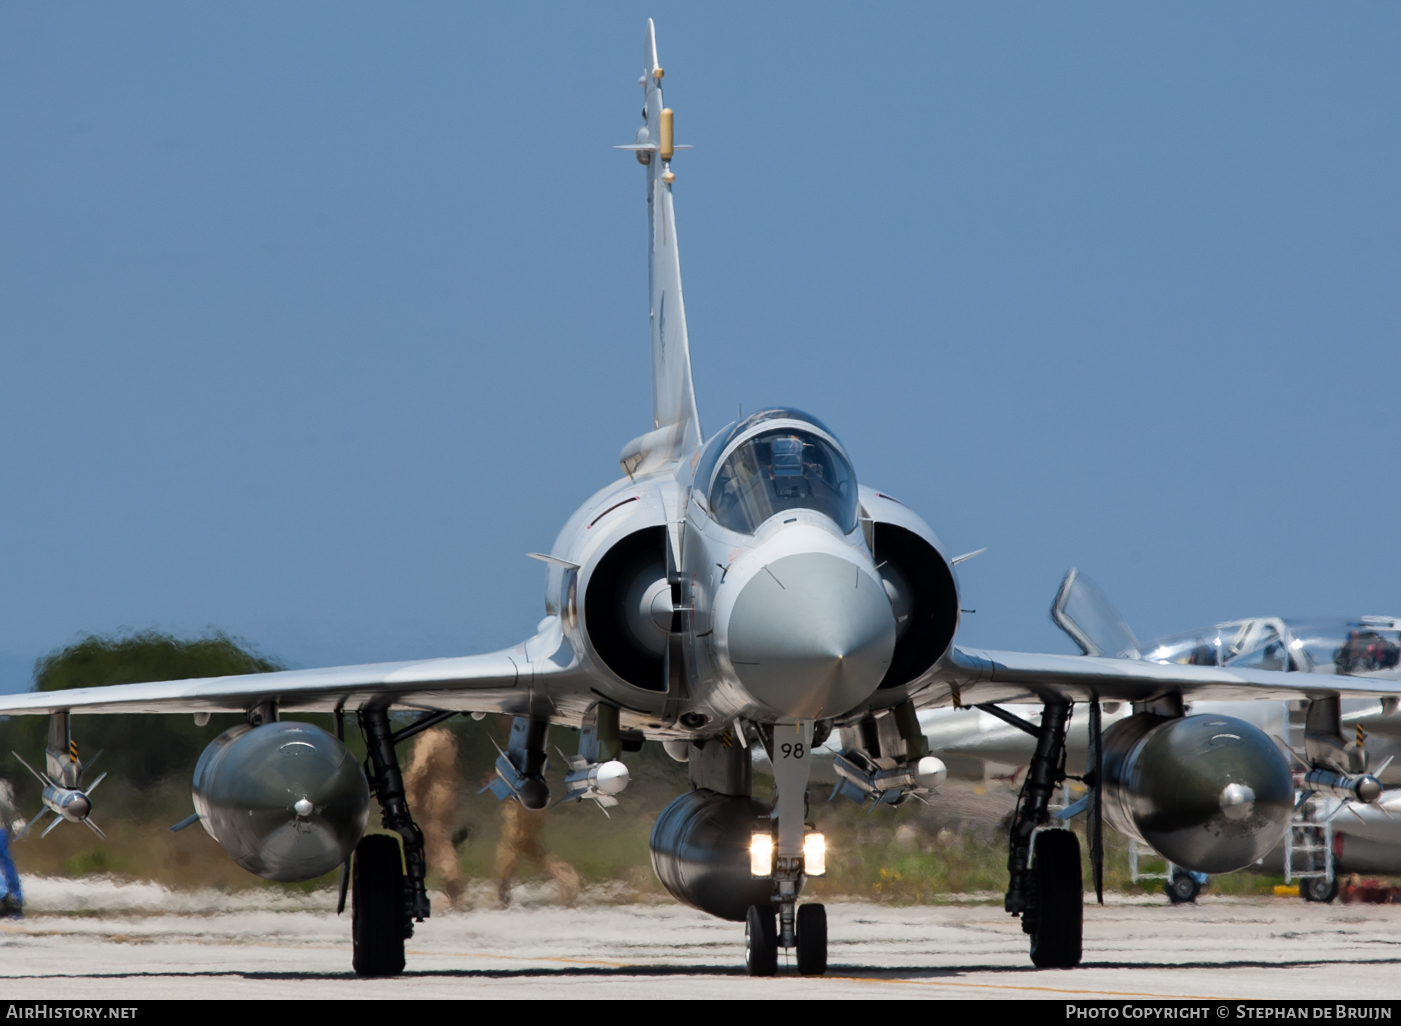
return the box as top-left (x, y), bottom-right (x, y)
top-left (2, 19), bottom-right (1400, 980)
top-left (924, 576), bottom-right (1401, 901)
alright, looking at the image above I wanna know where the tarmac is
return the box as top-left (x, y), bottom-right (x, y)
top-left (2, 878), bottom-right (1400, 999)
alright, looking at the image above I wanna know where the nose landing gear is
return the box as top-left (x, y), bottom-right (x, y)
top-left (744, 720), bottom-right (829, 977)
top-left (744, 900), bottom-right (828, 977)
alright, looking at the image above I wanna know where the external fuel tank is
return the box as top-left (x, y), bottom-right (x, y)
top-left (1101, 713), bottom-right (1293, 874)
top-left (192, 721), bottom-right (370, 882)
top-left (649, 789), bottom-right (775, 921)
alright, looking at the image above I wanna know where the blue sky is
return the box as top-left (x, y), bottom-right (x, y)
top-left (1, 3), bottom-right (1398, 689)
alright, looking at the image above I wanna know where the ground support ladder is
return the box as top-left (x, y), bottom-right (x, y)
top-left (1128, 839), bottom-right (1174, 885)
top-left (1283, 798), bottom-right (1332, 887)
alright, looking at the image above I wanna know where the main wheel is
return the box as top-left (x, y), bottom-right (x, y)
top-left (352, 834), bottom-right (406, 976)
top-left (1301, 875), bottom-right (1338, 903)
top-left (795, 903), bottom-right (827, 976)
top-left (744, 904), bottom-right (778, 977)
top-left (1029, 829), bottom-right (1083, 969)
top-left (1165, 871), bottom-right (1201, 904)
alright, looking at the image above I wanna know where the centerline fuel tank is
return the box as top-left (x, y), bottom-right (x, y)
top-left (192, 721), bottom-right (370, 882)
top-left (650, 789), bottom-right (775, 921)
top-left (1101, 713), bottom-right (1293, 874)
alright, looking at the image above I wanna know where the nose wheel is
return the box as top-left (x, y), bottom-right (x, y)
top-left (795, 902), bottom-right (827, 975)
top-left (744, 902), bottom-right (827, 976)
top-left (745, 905), bottom-right (778, 976)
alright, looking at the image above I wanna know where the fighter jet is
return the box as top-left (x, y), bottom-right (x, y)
top-left (925, 577), bottom-right (1401, 779)
top-left (2, 20), bottom-right (1398, 977)
top-left (924, 577), bottom-right (1401, 903)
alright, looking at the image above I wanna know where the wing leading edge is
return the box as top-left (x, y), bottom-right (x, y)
top-left (0, 647), bottom-right (558, 717)
top-left (935, 646), bottom-right (1401, 707)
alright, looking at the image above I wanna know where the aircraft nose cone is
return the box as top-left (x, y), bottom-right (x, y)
top-left (726, 552), bottom-right (896, 719)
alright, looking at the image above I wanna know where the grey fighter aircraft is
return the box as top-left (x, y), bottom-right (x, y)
top-left (2, 20), bottom-right (1399, 977)
top-left (924, 581), bottom-right (1401, 902)
top-left (925, 586), bottom-right (1401, 784)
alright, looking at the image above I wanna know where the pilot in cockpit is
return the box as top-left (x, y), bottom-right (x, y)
top-left (769, 436), bottom-right (811, 499)
top-left (1186, 641), bottom-right (1217, 666)
top-left (707, 420), bottom-right (857, 536)
top-left (1336, 629), bottom-right (1401, 675)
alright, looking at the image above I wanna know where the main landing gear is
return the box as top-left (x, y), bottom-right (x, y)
top-left (1003, 700), bottom-right (1084, 968)
top-left (351, 707), bottom-right (433, 977)
top-left (352, 833), bottom-right (406, 975)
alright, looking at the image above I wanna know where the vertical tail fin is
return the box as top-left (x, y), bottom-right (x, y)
top-left (616, 19), bottom-right (701, 476)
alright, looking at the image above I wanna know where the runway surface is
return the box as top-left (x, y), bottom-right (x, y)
top-left (3, 879), bottom-right (1400, 999)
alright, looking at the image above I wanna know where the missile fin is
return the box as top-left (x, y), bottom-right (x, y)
top-left (11, 751), bottom-right (53, 789)
top-left (12, 806), bottom-right (47, 841)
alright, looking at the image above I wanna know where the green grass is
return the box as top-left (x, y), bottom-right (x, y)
top-left (5, 735), bottom-right (1302, 903)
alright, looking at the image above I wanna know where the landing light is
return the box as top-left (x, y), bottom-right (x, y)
top-left (749, 832), bottom-right (773, 877)
top-left (804, 832), bottom-right (826, 877)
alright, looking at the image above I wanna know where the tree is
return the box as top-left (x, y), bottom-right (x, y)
top-left (0, 631), bottom-right (284, 811)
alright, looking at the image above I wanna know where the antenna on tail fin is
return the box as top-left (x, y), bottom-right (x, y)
top-left (615, 19), bottom-right (700, 478)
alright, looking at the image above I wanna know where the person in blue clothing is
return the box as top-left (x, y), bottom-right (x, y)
top-left (0, 780), bottom-right (22, 919)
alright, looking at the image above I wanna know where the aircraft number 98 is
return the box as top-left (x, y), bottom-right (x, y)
top-left (780, 743), bottom-right (805, 759)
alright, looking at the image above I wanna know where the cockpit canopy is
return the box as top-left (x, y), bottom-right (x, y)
top-left (696, 409), bottom-right (858, 535)
top-left (1143, 616), bottom-right (1401, 677)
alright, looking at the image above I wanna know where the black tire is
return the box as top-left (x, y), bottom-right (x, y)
top-left (744, 904), bottom-right (778, 977)
top-left (1029, 829), bottom-right (1083, 969)
top-left (352, 834), bottom-right (406, 976)
top-left (1301, 875), bottom-right (1338, 903)
top-left (1165, 871), bottom-right (1201, 904)
top-left (795, 903), bottom-right (828, 976)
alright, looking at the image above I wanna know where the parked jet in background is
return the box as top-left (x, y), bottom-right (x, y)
top-left (924, 606), bottom-right (1401, 784)
top-left (2, 22), bottom-right (1399, 978)
top-left (923, 572), bottom-right (1401, 902)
